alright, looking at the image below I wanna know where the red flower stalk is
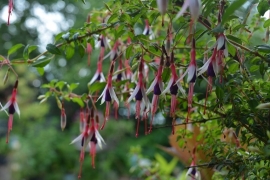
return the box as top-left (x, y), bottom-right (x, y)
top-left (7, 0), bottom-right (14, 25)
top-left (146, 54), bottom-right (164, 133)
top-left (186, 147), bottom-right (201, 180)
top-left (127, 59), bottom-right (149, 137)
top-left (156, 0), bottom-right (168, 26)
top-left (97, 61), bottom-right (119, 130)
top-left (177, 38), bottom-right (197, 123)
top-left (1, 80), bottom-right (20, 143)
top-left (60, 102), bottom-right (66, 131)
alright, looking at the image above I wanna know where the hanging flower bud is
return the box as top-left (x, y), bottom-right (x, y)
top-left (175, 0), bottom-right (202, 21)
top-left (143, 19), bottom-right (152, 36)
top-left (86, 43), bottom-right (92, 66)
top-left (61, 103), bottom-right (66, 131)
top-left (186, 147), bottom-right (201, 180)
top-left (1, 80), bottom-right (20, 143)
top-left (156, 0), bottom-right (168, 26)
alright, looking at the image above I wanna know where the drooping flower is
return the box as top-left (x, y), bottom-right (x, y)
top-left (162, 52), bottom-right (185, 134)
top-left (7, 0), bottom-right (14, 25)
top-left (143, 19), bottom-right (151, 35)
top-left (176, 38), bottom-right (197, 123)
top-left (97, 61), bottom-right (119, 130)
top-left (89, 60), bottom-right (106, 85)
top-left (79, 108), bottom-right (85, 133)
top-left (186, 147), bottom-right (201, 180)
top-left (175, 0), bottom-right (202, 21)
top-left (127, 59), bottom-right (150, 137)
top-left (71, 108), bottom-right (105, 178)
top-left (156, 0), bottom-right (169, 26)
top-left (88, 110), bottom-right (105, 168)
top-left (1, 80), bottom-right (20, 143)
top-left (146, 54), bottom-right (164, 133)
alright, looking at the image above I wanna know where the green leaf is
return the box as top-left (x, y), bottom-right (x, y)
top-left (78, 45), bottom-right (85, 58)
top-left (227, 43), bottom-right (236, 57)
top-left (23, 45), bottom-right (37, 60)
top-left (250, 65), bottom-right (259, 72)
top-left (226, 35), bottom-right (242, 44)
top-left (72, 97), bottom-right (84, 107)
top-left (104, 2), bottom-right (112, 12)
top-left (68, 83), bottom-right (79, 91)
top-left (215, 86), bottom-right (224, 100)
top-left (65, 45), bottom-right (75, 60)
top-left (88, 82), bottom-right (106, 94)
top-left (36, 67), bottom-right (45, 75)
top-left (125, 45), bottom-right (133, 59)
top-left (107, 14), bottom-right (118, 23)
top-left (222, 0), bottom-right (247, 24)
top-left (46, 44), bottom-right (61, 55)
top-left (32, 57), bottom-right (53, 67)
top-left (263, 19), bottom-right (270, 28)
top-left (256, 45), bottom-right (270, 53)
top-left (55, 81), bottom-right (66, 90)
top-left (257, 0), bottom-right (269, 16)
top-left (8, 44), bottom-right (24, 56)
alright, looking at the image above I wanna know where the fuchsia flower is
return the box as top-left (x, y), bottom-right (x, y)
top-left (175, 0), bottom-right (202, 21)
top-left (156, 0), bottom-right (168, 26)
top-left (7, 0), bottom-right (14, 25)
top-left (71, 108), bottom-right (105, 178)
top-left (162, 52), bottom-right (185, 134)
top-left (89, 61), bottom-right (106, 85)
top-left (127, 59), bottom-right (150, 136)
top-left (146, 54), bottom-right (164, 133)
top-left (79, 108), bottom-right (85, 133)
top-left (177, 38), bottom-right (197, 123)
top-left (143, 19), bottom-right (152, 36)
top-left (1, 80), bottom-right (20, 143)
top-left (97, 61), bottom-right (119, 130)
top-left (186, 147), bottom-right (201, 180)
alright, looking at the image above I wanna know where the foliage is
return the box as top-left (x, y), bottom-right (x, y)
top-left (1, 0), bottom-right (270, 179)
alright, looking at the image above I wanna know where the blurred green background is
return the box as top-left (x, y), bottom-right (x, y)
top-left (0, 0), bottom-right (184, 179)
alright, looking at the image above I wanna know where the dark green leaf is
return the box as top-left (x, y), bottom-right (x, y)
top-left (78, 45), bottom-right (85, 58)
top-left (8, 44), bottom-right (24, 56)
top-left (226, 35), bottom-right (242, 44)
top-left (88, 82), bottom-right (106, 94)
top-left (126, 45), bottom-right (133, 59)
top-left (215, 86), bottom-right (224, 100)
top-left (256, 45), bottom-right (270, 53)
top-left (222, 0), bottom-right (247, 24)
top-left (257, 1), bottom-right (269, 16)
top-left (46, 44), bottom-right (61, 55)
top-left (32, 57), bottom-right (53, 67)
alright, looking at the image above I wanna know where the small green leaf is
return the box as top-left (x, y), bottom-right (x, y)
top-left (88, 82), bottom-right (106, 94)
top-left (72, 97), bottom-right (84, 107)
top-left (126, 45), bottom-right (133, 59)
top-left (216, 86), bottom-right (224, 100)
top-left (36, 67), bottom-right (45, 75)
top-left (46, 44), bottom-right (61, 55)
top-left (250, 65), bottom-right (259, 72)
top-left (104, 2), bottom-right (112, 12)
top-left (68, 83), bottom-right (79, 91)
top-left (23, 45), bottom-right (30, 60)
top-left (32, 57), bottom-right (53, 67)
top-left (107, 14), bottom-right (118, 23)
top-left (78, 45), bottom-right (85, 58)
top-left (257, 1), bottom-right (269, 16)
top-left (66, 45), bottom-right (75, 60)
top-left (55, 81), bottom-right (66, 90)
top-left (226, 35), bottom-right (242, 44)
top-left (8, 44), bottom-right (24, 56)
top-left (81, 0), bottom-right (86, 4)
top-left (256, 45), bottom-right (270, 53)
top-left (222, 0), bottom-right (247, 24)
top-left (263, 19), bottom-right (270, 28)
